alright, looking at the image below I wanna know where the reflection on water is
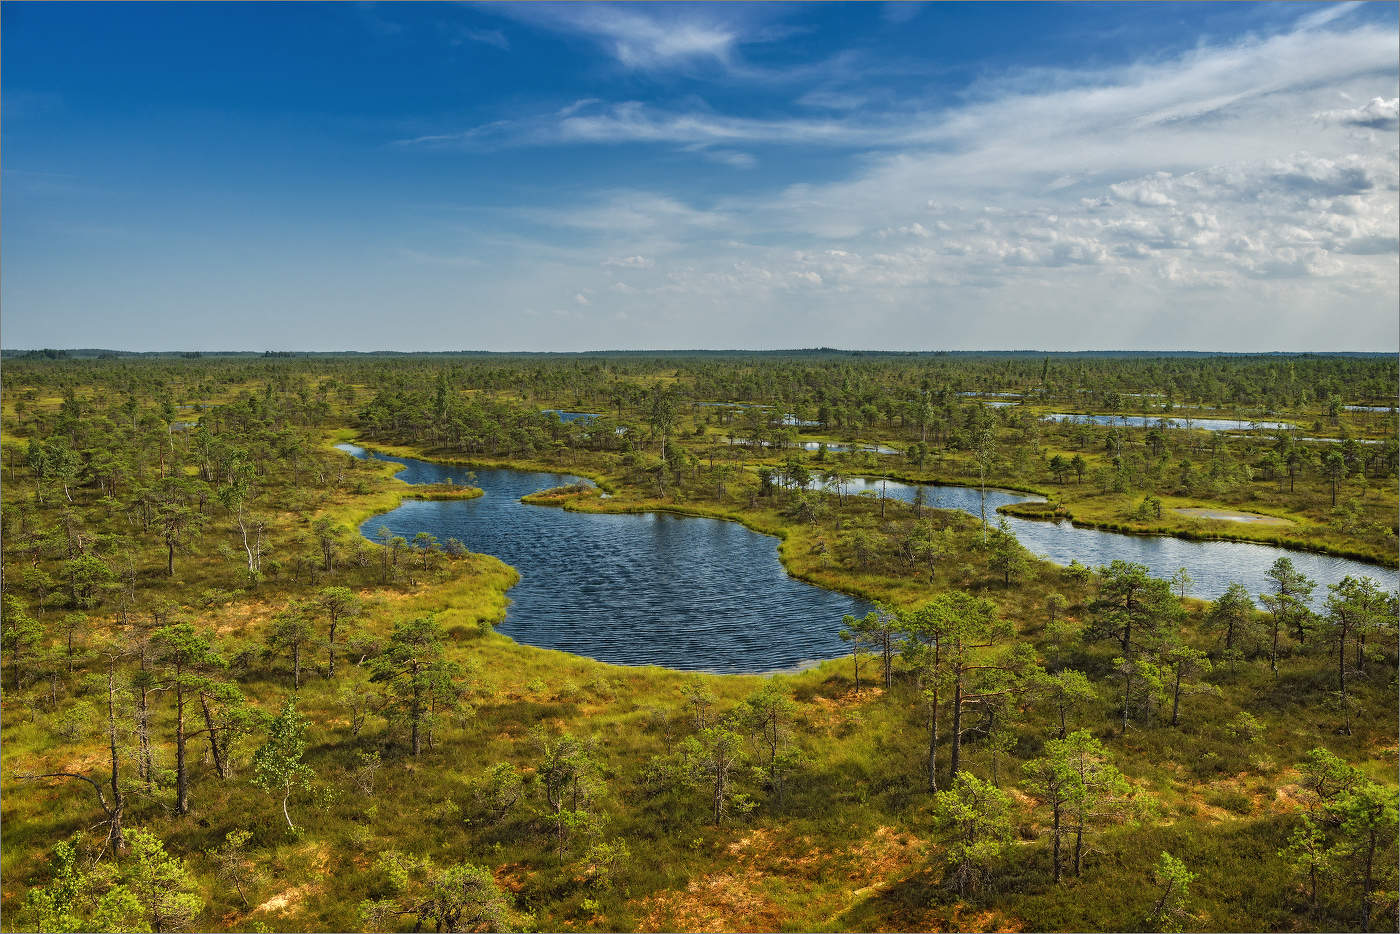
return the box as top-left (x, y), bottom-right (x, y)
top-left (729, 437), bottom-right (901, 455)
top-left (1044, 413), bottom-right (1293, 431)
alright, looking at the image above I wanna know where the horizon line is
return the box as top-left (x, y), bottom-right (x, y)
top-left (2, 348), bottom-right (1396, 358)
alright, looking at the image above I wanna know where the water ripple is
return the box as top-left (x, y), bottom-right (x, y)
top-left (339, 444), bottom-right (871, 673)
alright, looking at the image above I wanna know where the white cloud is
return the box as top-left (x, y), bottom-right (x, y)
top-left (699, 149), bottom-right (757, 169)
top-left (796, 89), bottom-right (868, 110)
top-left (1315, 96), bottom-right (1399, 130)
top-left (402, 15), bottom-right (1398, 350)
top-left (1110, 177), bottom-right (1177, 207)
top-left (485, 4), bottom-right (743, 71)
top-left (603, 254), bottom-right (654, 268)
top-left (399, 21), bottom-right (1399, 189)
top-left (458, 28), bottom-right (508, 50)
top-left (1294, 2), bottom-right (1364, 32)
top-left (557, 98), bottom-right (601, 118)
top-left (544, 193), bottom-right (729, 235)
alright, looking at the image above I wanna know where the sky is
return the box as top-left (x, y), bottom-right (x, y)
top-left (2, 1), bottom-right (1397, 352)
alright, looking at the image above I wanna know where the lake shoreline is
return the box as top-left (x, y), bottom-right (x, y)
top-left (340, 437), bottom-right (1397, 615)
top-left (333, 439), bottom-right (879, 672)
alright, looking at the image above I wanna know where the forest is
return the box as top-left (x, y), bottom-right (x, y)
top-left (1, 351), bottom-right (1396, 934)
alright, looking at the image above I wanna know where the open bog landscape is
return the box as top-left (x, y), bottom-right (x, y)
top-left (2, 4), bottom-right (1396, 934)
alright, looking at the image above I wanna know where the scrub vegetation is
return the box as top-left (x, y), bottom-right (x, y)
top-left (1, 350), bottom-right (1396, 933)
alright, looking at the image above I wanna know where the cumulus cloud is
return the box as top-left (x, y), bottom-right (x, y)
top-left (1315, 96), bottom-right (1399, 131)
top-left (1110, 177), bottom-right (1177, 207)
top-left (408, 12), bottom-right (1397, 351)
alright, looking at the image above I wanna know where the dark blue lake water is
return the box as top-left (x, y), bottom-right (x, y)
top-left (338, 444), bottom-right (872, 673)
top-left (339, 445), bottom-right (1396, 673)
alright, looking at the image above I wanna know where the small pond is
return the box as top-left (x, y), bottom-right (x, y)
top-left (1044, 413), bottom-right (1293, 431)
top-left (541, 410), bottom-right (601, 422)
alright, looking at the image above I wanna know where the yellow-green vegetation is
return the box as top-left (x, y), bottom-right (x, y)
top-left (1003, 481), bottom-right (1394, 565)
top-left (519, 484), bottom-right (602, 507)
top-left (1, 352), bottom-right (1396, 934)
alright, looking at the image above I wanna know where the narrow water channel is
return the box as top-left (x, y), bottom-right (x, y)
top-left (830, 476), bottom-right (1398, 602)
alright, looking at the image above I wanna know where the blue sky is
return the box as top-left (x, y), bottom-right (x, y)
top-left (3, 1), bottom-right (1397, 351)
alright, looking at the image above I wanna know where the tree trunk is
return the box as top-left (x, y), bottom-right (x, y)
top-left (167, 540), bottom-right (175, 576)
top-left (138, 687), bottom-right (155, 788)
top-left (1270, 617), bottom-right (1281, 676)
top-left (1337, 619), bottom-right (1350, 735)
top-left (237, 506), bottom-right (257, 573)
top-left (106, 670), bottom-right (126, 849)
top-left (1051, 804), bottom-right (1061, 884)
top-left (1122, 591), bottom-right (1135, 656)
top-left (200, 693), bottom-right (228, 780)
top-left (926, 689), bottom-right (940, 793)
top-left (1149, 881), bottom-right (1176, 931)
top-left (1121, 668), bottom-right (1132, 734)
top-left (979, 483), bottom-right (987, 542)
top-left (175, 679), bottom-right (188, 815)
top-left (1171, 666), bottom-right (1182, 726)
top-left (327, 620), bottom-right (337, 679)
top-left (712, 764), bottom-right (727, 824)
top-left (882, 634), bottom-right (892, 691)
top-left (1361, 827), bottom-right (1376, 932)
top-left (411, 662), bottom-right (422, 756)
top-left (949, 673), bottom-right (964, 778)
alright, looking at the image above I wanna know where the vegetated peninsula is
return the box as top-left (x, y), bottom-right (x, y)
top-left (1, 351), bottom-right (1396, 933)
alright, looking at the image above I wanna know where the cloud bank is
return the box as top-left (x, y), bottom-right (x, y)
top-left (412, 9), bottom-right (1398, 351)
